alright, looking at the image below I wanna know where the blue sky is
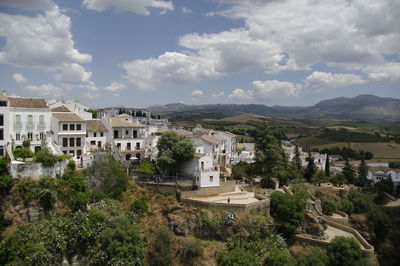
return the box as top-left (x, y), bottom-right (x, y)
top-left (0, 0), bottom-right (399, 108)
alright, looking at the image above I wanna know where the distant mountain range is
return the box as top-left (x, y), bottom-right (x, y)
top-left (149, 95), bottom-right (400, 122)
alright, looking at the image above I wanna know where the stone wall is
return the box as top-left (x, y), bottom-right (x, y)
top-left (181, 180), bottom-right (236, 197)
top-left (181, 198), bottom-right (269, 213)
top-left (10, 160), bottom-right (69, 179)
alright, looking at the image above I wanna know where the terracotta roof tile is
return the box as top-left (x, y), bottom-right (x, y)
top-left (8, 96), bottom-right (48, 108)
top-left (53, 112), bottom-right (85, 122)
top-left (86, 120), bottom-right (108, 132)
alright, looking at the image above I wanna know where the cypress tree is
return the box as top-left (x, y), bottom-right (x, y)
top-left (357, 158), bottom-right (369, 187)
top-left (325, 154), bottom-right (330, 177)
top-left (342, 158), bottom-right (356, 184)
top-left (304, 153), bottom-right (317, 182)
top-left (293, 145), bottom-right (302, 171)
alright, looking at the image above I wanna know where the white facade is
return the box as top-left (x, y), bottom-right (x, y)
top-left (49, 100), bottom-right (93, 120)
top-left (8, 98), bottom-right (52, 153)
top-left (51, 114), bottom-right (87, 160)
top-left (0, 96), bottom-right (9, 156)
top-left (214, 131), bottom-right (237, 164)
top-left (182, 154), bottom-right (220, 188)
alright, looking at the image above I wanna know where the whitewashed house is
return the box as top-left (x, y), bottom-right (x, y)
top-left (101, 117), bottom-right (146, 161)
top-left (182, 154), bottom-right (220, 188)
top-left (233, 143), bottom-right (255, 164)
top-left (9, 96), bottom-right (52, 152)
top-left (0, 94), bottom-right (9, 156)
top-left (51, 112), bottom-right (87, 159)
top-left (49, 100), bottom-right (93, 120)
top-left (213, 131), bottom-right (237, 165)
top-left (367, 166), bottom-right (400, 185)
top-left (85, 120), bottom-right (108, 151)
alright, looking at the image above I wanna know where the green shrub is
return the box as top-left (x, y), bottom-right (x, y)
top-left (0, 175), bottom-right (13, 196)
top-left (336, 199), bottom-right (354, 214)
top-left (264, 248), bottom-right (296, 266)
top-left (261, 176), bottom-right (276, 189)
top-left (22, 140), bottom-right (30, 148)
top-left (295, 246), bottom-right (329, 266)
top-left (35, 148), bottom-right (58, 166)
top-left (136, 159), bottom-right (156, 175)
top-left (130, 195), bottom-right (148, 216)
top-left (15, 180), bottom-right (38, 206)
top-left (180, 238), bottom-right (203, 265)
top-left (348, 191), bottom-right (373, 213)
top-left (13, 147), bottom-right (34, 161)
top-left (328, 236), bottom-right (362, 266)
top-left (218, 248), bottom-right (258, 266)
top-left (149, 227), bottom-right (175, 266)
top-left (67, 160), bottom-right (76, 171)
top-left (0, 157), bottom-right (8, 176)
top-left (321, 197), bottom-right (336, 215)
top-left (366, 207), bottom-right (391, 243)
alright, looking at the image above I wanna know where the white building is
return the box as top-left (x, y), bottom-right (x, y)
top-left (49, 100), bottom-right (93, 120)
top-left (8, 96), bottom-right (52, 153)
top-left (213, 131), bottom-right (237, 165)
top-left (0, 94), bottom-right (9, 156)
top-left (233, 143), bottom-right (255, 164)
top-left (182, 154), bottom-right (220, 188)
top-left (101, 117), bottom-right (146, 161)
top-left (85, 120), bottom-right (108, 151)
top-left (367, 166), bottom-right (400, 185)
top-left (51, 112), bottom-right (87, 160)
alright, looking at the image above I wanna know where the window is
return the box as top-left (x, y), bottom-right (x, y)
top-left (69, 150), bottom-right (75, 157)
top-left (27, 132), bottom-right (33, 140)
top-left (0, 101), bottom-right (6, 107)
top-left (125, 130), bottom-right (129, 135)
top-left (0, 129), bottom-right (3, 140)
top-left (69, 137), bottom-right (75, 147)
top-left (86, 133), bottom-right (88, 137)
top-left (70, 124), bottom-right (75, 130)
top-left (63, 151), bottom-right (67, 154)
top-left (63, 138), bottom-right (68, 147)
top-left (27, 115), bottom-right (33, 125)
top-left (136, 142), bottom-right (140, 149)
top-left (94, 132), bottom-right (97, 137)
top-left (133, 130), bottom-right (137, 138)
top-left (127, 143), bottom-right (131, 150)
top-left (90, 141), bottom-right (96, 145)
top-left (100, 132), bottom-right (104, 137)
top-left (77, 150), bottom-right (82, 158)
top-left (114, 130), bottom-right (119, 138)
top-left (117, 143), bottom-right (121, 150)
top-left (63, 124), bottom-right (68, 130)
top-left (16, 133), bottom-right (20, 141)
top-left (0, 114), bottom-right (3, 126)
top-left (39, 115), bottom-right (44, 125)
top-left (209, 176), bottom-right (214, 182)
top-left (76, 138), bottom-right (81, 147)
top-left (77, 124), bottom-right (81, 130)
top-left (40, 132), bottom-right (45, 140)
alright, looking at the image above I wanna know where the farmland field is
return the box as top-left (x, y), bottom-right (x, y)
top-left (314, 142), bottom-right (400, 162)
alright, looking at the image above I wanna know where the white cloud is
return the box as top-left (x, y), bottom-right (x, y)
top-left (304, 71), bottom-right (367, 92)
top-left (363, 63), bottom-right (400, 82)
top-left (212, 91), bottom-right (225, 100)
top-left (0, 6), bottom-right (96, 89)
top-left (228, 88), bottom-right (253, 100)
top-left (181, 7), bottom-right (192, 14)
top-left (121, 0), bottom-right (400, 91)
top-left (25, 83), bottom-right (64, 97)
top-left (0, 0), bottom-right (56, 11)
top-left (191, 90), bottom-right (204, 98)
top-left (82, 0), bottom-right (174, 15)
top-left (82, 92), bottom-right (100, 99)
top-left (104, 81), bottom-right (126, 92)
top-left (12, 73), bottom-right (28, 84)
top-left (252, 80), bottom-right (300, 97)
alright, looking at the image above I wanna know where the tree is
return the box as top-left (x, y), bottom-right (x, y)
top-left (218, 248), bottom-right (258, 266)
top-left (0, 175), bottom-right (13, 196)
top-left (149, 227), bottom-right (175, 266)
top-left (231, 161), bottom-right (251, 180)
top-left (367, 207), bottom-right (391, 244)
top-left (13, 147), bottom-right (33, 162)
top-left (336, 199), bottom-right (354, 214)
top-left (356, 158), bottom-right (369, 187)
top-left (321, 197), bottom-right (336, 215)
top-left (328, 237), bottom-right (362, 266)
top-left (311, 170), bottom-right (326, 186)
top-left (364, 151), bottom-right (373, 160)
top-left (296, 246), bottom-right (329, 266)
top-left (136, 159), bottom-right (156, 175)
top-left (0, 157), bottom-right (8, 176)
top-left (374, 177), bottom-right (394, 194)
top-left (270, 191), bottom-right (305, 238)
top-left (331, 173), bottom-right (346, 186)
top-left (342, 159), bottom-right (356, 184)
top-left (87, 153), bottom-right (128, 199)
top-left (254, 127), bottom-right (299, 186)
top-left (304, 153), bottom-right (317, 182)
top-left (261, 175), bottom-right (276, 189)
top-left (325, 154), bottom-right (330, 177)
top-left (293, 145), bottom-right (302, 171)
top-left (264, 248), bottom-right (296, 266)
top-left (157, 132), bottom-right (194, 175)
top-left (35, 148), bottom-right (58, 166)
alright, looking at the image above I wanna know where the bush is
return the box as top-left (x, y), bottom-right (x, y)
top-left (336, 199), bottom-right (354, 214)
top-left (366, 207), bottom-right (391, 243)
top-left (67, 160), bottom-right (76, 171)
top-left (0, 157), bottom-right (8, 176)
top-left (22, 140), bottom-right (30, 148)
top-left (35, 148), bottom-right (58, 166)
top-left (130, 195), bottom-right (148, 216)
top-left (321, 197), bottom-right (336, 215)
top-left (180, 238), bottom-right (203, 265)
top-left (13, 147), bottom-right (33, 161)
top-left (149, 227), bottom-right (175, 266)
top-left (15, 180), bottom-right (38, 206)
top-left (261, 176), bottom-right (276, 189)
top-left (295, 246), bottom-right (329, 266)
top-left (0, 175), bottom-right (13, 196)
top-left (136, 159), bottom-right (156, 175)
top-left (348, 190), bottom-right (373, 213)
top-left (218, 248), bottom-right (258, 266)
top-left (264, 248), bottom-right (296, 266)
top-left (328, 236), bottom-right (362, 266)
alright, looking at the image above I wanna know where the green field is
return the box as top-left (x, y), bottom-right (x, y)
top-left (314, 142), bottom-right (400, 162)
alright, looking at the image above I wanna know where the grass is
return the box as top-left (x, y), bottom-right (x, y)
top-left (314, 142), bottom-right (400, 162)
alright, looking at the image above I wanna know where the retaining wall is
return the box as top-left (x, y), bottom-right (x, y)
top-left (10, 160), bottom-right (69, 179)
top-left (181, 197), bottom-right (269, 212)
top-left (181, 180), bottom-right (236, 197)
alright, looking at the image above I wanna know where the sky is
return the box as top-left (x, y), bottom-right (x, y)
top-left (0, 0), bottom-right (399, 108)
